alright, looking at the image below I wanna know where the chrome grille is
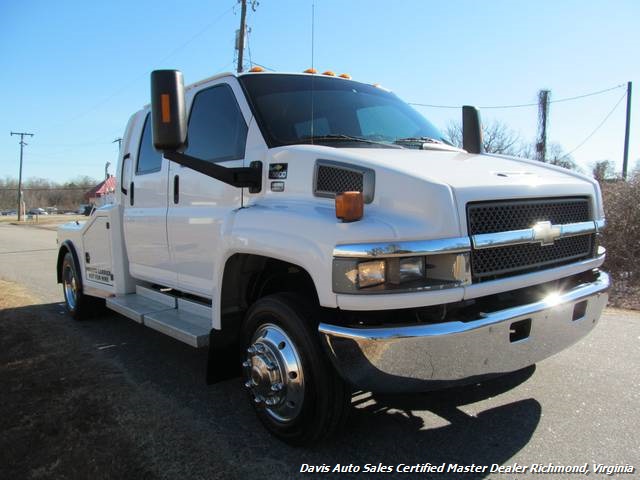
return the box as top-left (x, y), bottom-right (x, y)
top-left (467, 198), bottom-right (593, 280)
top-left (468, 198), bottom-right (591, 234)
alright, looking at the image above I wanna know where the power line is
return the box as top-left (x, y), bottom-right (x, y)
top-left (250, 61), bottom-right (276, 71)
top-left (53, 4), bottom-right (235, 128)
top-left (409, 84), bottom-right (626, 110)
top-left (560, 90), bottom-right (628, 160)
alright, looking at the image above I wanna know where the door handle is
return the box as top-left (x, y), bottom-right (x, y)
top-left (130, 181), bottom-right (135, 206)
top-left (173, 175), bottom-right (179, 204)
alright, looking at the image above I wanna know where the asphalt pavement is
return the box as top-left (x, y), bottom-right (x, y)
top-left (0, 222), bottom-right (638, 479)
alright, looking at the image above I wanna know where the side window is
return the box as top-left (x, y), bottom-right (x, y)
top-left (185, 84), bottom-right (248, 162)
top-left (136, 114), bottom-right (163, 174)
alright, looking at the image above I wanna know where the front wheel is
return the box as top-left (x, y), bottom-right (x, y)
top-left (241, 293), bottom-right (351, 445)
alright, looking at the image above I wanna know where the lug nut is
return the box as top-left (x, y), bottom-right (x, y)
top-left (242, 360), bottom-right (251, 368)
top-left (267, 362), bottom-right (277, 371)
top-left (244, 380), bottom-right (254, 388)
top-left (271, 383), bottom-right (284, 392)
top-left (247, 346), bottom-right (256, 354)
top-left (254, 395), bottom-right (264, 404)
top-left (265, 397), bottom-right (278, 406)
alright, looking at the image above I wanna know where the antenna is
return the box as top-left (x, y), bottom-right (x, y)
top-left (311, 1), bottom-right (315, 70)
top-left (310, 1), bottom-right (315, 143)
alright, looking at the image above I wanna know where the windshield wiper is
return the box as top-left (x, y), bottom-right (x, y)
top-left (394, 136), bottom-right (446, 145)
top-left (300, 134), bottom-right (382, 144)
top-left (289, 134), bottom-right (401, 148)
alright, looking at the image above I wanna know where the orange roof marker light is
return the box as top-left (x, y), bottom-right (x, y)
top-left (339, 73), bottom-right (351, 79)
top-left (322, 70), bottom-right (336, 76)
top-left (303, 68), bottom-right (317, 74)
top-left (249, 66), bottom-right (265, 72)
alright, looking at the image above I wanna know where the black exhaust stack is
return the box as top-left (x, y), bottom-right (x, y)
top-left (462, 105), bottom-right (483, 154)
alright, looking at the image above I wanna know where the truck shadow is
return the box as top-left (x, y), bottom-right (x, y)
top-left (291, 367), bottom-right (540, 479)
top-left (4, 303), bottom-right (542, 479)
top-left (89, 308), bottom-right (542, 478)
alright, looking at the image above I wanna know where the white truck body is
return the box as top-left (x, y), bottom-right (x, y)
top-left (56, 70), bottom-right (609, 443)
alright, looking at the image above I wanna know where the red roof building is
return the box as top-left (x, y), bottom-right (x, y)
top-left (85, 176), bottom-right (117, 206)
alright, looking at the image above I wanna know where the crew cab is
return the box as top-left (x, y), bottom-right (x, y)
top-left (56, 68), bottom-right (609, 445)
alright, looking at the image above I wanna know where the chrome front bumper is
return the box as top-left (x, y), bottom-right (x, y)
top-left (319, 270), bottom-right (609, 392)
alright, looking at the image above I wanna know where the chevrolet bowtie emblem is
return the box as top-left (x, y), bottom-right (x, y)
top-left (532, 221), bottom-right (562, 246)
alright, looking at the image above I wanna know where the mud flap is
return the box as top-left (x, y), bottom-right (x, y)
top-left (206, 316), bottom-right (242, 384)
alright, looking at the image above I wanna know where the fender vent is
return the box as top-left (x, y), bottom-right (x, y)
top-left (313, 160), bottom-right (375, 203)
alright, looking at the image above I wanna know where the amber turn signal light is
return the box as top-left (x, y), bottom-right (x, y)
top-left (335, 191), bottom-right (364, 222)
top-left (249, 66), bottom-right (265, 72)
top-left (303, 68), bottom-right (317, 74)
top-left (322, 70), bottom-right (336, 76)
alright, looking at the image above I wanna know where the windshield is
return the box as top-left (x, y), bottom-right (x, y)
top-left (239, 74), bottom-right (447, 148)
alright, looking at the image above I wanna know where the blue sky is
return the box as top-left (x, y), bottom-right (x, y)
top-left (1, 0), bottom-right (638, 182)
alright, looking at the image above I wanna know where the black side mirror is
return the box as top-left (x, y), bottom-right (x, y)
top-left (151, 70), bottom-right (187, 151)
top-left (462, 105), bottom-right (483, 154)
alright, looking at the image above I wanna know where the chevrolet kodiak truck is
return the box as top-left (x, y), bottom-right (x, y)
top-left (56, 68), bottom-right (609, 445)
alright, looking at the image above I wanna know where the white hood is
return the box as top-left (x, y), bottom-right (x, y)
top-left (341, 148), bottom-right (589, 190)
top-left (268, 145), bottom-right (603, 240)
top-left (337, 148), bottom-right (603, 224)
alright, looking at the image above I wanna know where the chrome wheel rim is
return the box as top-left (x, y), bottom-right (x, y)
top-left (63, 264), bottom-right (77, 310)
top-left (243, 323), bottom-right (305, 423)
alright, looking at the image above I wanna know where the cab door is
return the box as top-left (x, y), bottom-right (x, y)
top-left (166, 80), bottom-right (249, 298)
top-left (123, 112), bottom-right (176, 287)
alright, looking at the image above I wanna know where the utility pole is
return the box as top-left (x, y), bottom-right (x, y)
top-left (235, 0), bottom-right (258, 73)
top-left (536, 90), bottom-right (551, 162)
top-left (10, 131), bottom-right (34, 221)
top-left (236, 0), bottom-right (247, 73)
top-left (622, 81), bottom-right (632, 180)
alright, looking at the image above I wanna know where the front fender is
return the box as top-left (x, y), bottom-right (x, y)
top-left (219, 200), bottom-right (397, 312)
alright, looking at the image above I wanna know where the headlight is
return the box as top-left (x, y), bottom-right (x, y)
top-left (333, 251), bottom-right (470, 294)
top-left (357, 260), bottom-right (386, 288)
top-left (387, 256), bottom-right (426, 285)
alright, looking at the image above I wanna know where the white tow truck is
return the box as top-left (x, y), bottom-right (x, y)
top-left (56, 68), bottom-right (609, 445)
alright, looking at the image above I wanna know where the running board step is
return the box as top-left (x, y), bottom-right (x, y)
top-left (106, 294), bottom-right (174, 324)
top-left (144, 298), bottom-right (211, 348)
top-left (106, 291), bottom-right (212, 348)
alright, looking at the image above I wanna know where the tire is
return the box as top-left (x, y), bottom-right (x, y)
top-left (61, 251), bottom-right (94, 320)
top-left (241, 293), bottom-right (351, 446)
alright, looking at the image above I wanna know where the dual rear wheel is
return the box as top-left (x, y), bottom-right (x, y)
top-left (61, 251), bottom-right (104, 319)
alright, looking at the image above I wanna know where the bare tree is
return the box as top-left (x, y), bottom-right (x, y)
top-left (0, 176), bottom-right (98, 211)
top-left (592, 160), bottom-right (617, 182)
top-left (540, 143), bottom-right (579, 171)
top-left (444, 120), bottom-right (522, 156)
top-left (445, 121), bottom-right (580, 171)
